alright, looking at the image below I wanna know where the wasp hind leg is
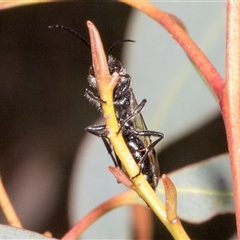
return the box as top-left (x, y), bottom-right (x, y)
top-left (117, 99), bottom-right (147, 133)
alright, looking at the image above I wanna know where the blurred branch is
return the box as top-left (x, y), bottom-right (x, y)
top-left (0, 176), bottom-right (22, 228)
top-left (0, 1), bottom-right (58, 11)
top-left (61, 190), bottom-right (138, 240)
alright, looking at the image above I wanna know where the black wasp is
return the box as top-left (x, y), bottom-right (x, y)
top-left (49, 25), bottom-right (164, 190)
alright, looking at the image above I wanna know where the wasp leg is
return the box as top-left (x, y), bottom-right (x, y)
top-left (85, 124), bottom-right (120, 168)
top-left (117, 99), bottom-right (147, 133)
top-left (85, 89), bottom-right (106, 109)
top-left (132, 128), bottom-right (164, 142)
top-left (85, 124), bottom-right (108, 137)
top-left (132, 129), bottom-right (163, 163)
top-left (101, 137), bottom-right (121, 168)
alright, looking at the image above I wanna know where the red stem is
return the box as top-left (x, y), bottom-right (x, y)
top-left (61, 191), bottom-right (137, 240)
top-left (221, 0), bottom-right (240, 237)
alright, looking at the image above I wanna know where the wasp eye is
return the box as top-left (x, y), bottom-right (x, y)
top-left (109, 60), bottom-right (122, 75)
top-left (113, 60), bottom-right (122, 73)
top-left (89, 66), bottom-right (95, 76)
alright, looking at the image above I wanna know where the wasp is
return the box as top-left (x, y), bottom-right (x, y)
top-left (49, 25), bottom-right (164, 190)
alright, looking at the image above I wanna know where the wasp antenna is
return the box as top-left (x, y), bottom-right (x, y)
top-left (107, 39), bottom-right (135, 57)
top-left (48, 25), bottom-right (90, 48)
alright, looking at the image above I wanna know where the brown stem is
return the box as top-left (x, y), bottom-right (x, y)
top-left (221, 0), bottom-right (240, 237)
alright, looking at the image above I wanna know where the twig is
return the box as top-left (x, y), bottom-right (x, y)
top-left (61, 191), bottom-right (137, 240)
top-left (222, 0), bottom-right (240, 237)
top-left (0, 176), bottom-right (22, 228)
top-left (0, 1), bottom-right (57, 10)
top-left (86, 20), bottom-right (190, 240)
top-left (86, 20), bottom-right (140, 184)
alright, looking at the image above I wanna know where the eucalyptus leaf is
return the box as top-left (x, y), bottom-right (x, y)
top-left (157, 153), bottom-right (234, 223)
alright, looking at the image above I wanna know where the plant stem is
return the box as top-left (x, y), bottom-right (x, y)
top-left (86, 20), bottom-right (190, 240)
top-left (0, 176), bottom-right (22, 228)
top-left (62, 191), bottom-right (138, 240)
top-left (222, 0), bottom-right (240, 237)
top-left (0, 1), bottom-right (56, 10)
top-left (86, 21), bottom-right (140, 179)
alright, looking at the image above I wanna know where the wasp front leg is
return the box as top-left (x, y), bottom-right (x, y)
top-left (85, 124), bottom-right (120, 168)
top-left (85, 89), bottom-right (106, 110)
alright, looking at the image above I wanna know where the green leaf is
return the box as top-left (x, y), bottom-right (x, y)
top-left (157, 153), bottom-right (234, 223)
